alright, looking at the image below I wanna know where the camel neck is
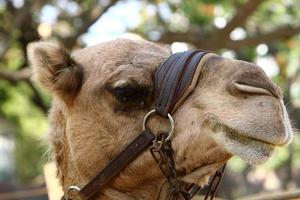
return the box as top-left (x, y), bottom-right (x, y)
top-left (60, 160), bottom-right (223, 199)
top-left (93, 180), bottom-right (169, 200)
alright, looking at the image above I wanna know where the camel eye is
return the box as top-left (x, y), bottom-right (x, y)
top-left (111, 85), bottom-right (150, 103)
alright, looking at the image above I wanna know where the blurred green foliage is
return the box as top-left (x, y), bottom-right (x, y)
top-left (0, 0), bottom-right (299, 198)
top-left (0, 79), bottom-right (49, 182)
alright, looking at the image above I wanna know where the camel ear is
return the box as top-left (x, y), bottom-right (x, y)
top-left (27, 41), bottom-right (82, 98)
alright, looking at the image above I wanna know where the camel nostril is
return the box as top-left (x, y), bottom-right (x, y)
top-left (233, 82), bottom-right (274, 97)
top-left (229, 65), bottom-right (282, 98)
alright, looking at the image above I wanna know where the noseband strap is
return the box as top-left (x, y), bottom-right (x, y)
top-left (62, 50), bottom-right (226, 200)
top-left (155, 50), bottom-right (208, 117)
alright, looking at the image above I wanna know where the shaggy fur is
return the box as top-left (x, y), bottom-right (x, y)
top-left (27, 39), bottom-right (293, 200)
top-left (27, 41), bottom-right (83, 100)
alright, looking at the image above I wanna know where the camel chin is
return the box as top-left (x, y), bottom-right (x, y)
top-left (222, 131), bottom-right (275, 165)
top-left (209, 123), bottom-right (276, 165)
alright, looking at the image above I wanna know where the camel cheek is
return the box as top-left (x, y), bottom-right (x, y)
top-left (66, 122), bottom-right (109, 180)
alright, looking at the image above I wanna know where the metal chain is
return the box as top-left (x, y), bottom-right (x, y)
top-left (204, 164), bottom-right (227, 200)
top-left (150, 132), bottom-right (227, 200)
top-left (150, 133), bottom-right (191, 200)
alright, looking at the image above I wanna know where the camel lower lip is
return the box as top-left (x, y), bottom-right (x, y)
top-left (223, 130), bottom-right (275, 165)
top-left (208, 121), bottom-right (276, 165)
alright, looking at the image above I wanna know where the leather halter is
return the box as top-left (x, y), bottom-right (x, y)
top-left (62, 50), bottom-right (225, 200)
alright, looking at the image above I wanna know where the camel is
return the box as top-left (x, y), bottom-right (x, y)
top-left (27, 38), bottom-right (293, 200)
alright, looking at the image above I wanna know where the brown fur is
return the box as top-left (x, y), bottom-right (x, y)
top-left (28, 39), bottom-right (293, 200)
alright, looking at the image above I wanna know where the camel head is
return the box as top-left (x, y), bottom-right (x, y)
top-left (28, 39), bottom-right (293, 199)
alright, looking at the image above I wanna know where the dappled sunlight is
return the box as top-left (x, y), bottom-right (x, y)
top-left (0, 0), bottom-right (299, 199)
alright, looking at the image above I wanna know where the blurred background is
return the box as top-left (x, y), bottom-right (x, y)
top-left (0, 0), bottom-right (299, 199)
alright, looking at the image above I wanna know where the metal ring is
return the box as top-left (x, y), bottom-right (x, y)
top-left (143, 109), bottom-right (175, 141)
top-left (67, 185), bottom-right (80, 199)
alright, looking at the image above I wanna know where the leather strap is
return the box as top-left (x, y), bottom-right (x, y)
top-left (155, 50), bottom-right (208, 117)
top-left (78, 130), bottom-right (155, 199)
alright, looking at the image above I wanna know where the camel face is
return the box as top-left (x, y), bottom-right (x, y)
top-left (28, 39), bottom-right (293, 197)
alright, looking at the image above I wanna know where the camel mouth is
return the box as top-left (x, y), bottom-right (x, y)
top-left (221, 124), bottom-right (276, 147)
top-left (207, 120), bottom-right (276, 165)
top-left (208, 118), bottom-right (278, 146)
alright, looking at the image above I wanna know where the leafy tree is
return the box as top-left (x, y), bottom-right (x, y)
top-left (0, 0), bottom-right (299, 198)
